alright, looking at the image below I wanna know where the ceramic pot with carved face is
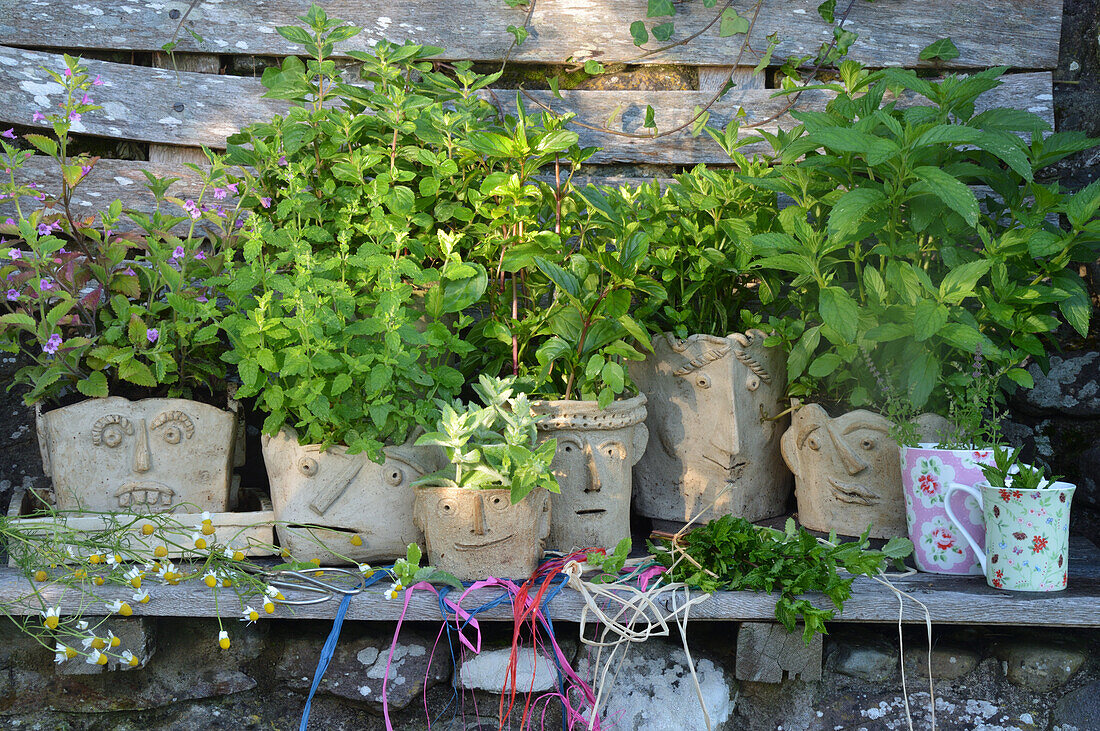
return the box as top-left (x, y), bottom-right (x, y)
top-left (780, 404), bottom-right (951, 539)
top-left (36, 396), bottom-right (239, 514)
top-left (530, 395), bottom-right (648, 551)
top-left (630, 331), bottom-right (791, 528)
top-left (413, 487), bottom-right (550, 580)
top-left (263, 426), bottom-right (443, 564)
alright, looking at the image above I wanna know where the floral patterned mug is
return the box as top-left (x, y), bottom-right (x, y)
top-left (944, 481), bottom-right (1075, 592)
top-left (900, 445), bottom-right (992, 575)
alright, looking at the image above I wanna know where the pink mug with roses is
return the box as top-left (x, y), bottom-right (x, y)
top-left (899, 444), bottom-right (994, 575)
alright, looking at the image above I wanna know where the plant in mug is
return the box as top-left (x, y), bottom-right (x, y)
top-left (746, 60), bottom-right (1100, 416)
top-left (979, 445), bottom-right (1062, 490)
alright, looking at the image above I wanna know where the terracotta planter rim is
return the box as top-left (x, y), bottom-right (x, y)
top-left (531, 394), bottom-right (648, 431)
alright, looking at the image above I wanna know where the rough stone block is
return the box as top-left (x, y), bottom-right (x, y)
top-left (735, 622), bottom-right (822, 683)
top-left (827, 636), bottom-right (898, 682)
top-left (54, 616), bottom-right (157, 676)
top-left (902, 642), bottom-right (981, 681)
top-left (458, 647), bottom-right (558, 694)
top-left (277, 628), bottom-right (450, 710)
top-left (992, 638), bottom-right (1087, 692)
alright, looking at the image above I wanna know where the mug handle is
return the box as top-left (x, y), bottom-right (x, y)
top-left (945, 482), bottom-right (987, 573)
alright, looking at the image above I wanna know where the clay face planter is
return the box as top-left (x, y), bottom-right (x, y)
top-left (413, 487), bottom-right (550, 580)
top-left (900, 445), bottom-right (993, 575)
top-left (263, 426), bottom-right (440, 564)
top-left (530, 395), bottom-right (648, 551)
top-left (630, 331), bottom-right (791, 526)
top-left (945, 480), bottom-right (1075, 592)
top-left (36, 396), bottom-right (238, 513)
top-left (780, 405), bottom-right (950, 539)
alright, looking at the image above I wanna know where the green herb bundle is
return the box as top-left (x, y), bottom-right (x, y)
top-left (652, 516), bottom-right (912, 642)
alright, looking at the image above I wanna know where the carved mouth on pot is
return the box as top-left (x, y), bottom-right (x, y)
top-left (827, 478), bottom-right (879, 506)
top-left (575, 509), bottom-right (607, 516)
top-left (454, 534), bottom-right (515, 551)
top-left (115, 482), bottom-right (176, 510)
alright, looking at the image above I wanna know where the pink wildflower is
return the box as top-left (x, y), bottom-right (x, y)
top-left (69, 112), bottom-right (81, 123)
top-left (260, 197), bottom-right (272, 208)
top-left (64, 68), bottom-right (72, 78)
top-left (39, 278), bottom-right (52, 291)
top-left (146, 328), bottom-right (159, 344)
top-left (212, 187), bottom-right (227, 200)
top-left (8, 248), bottom-right (21, 260)
top-left (194, 251), bottom-right (208, 261)
top-left (43, 333), bottom-right (62, 354)
top-left (93, 75), bottom-right (103, 86)
top-left (1, 129), bottom-right (15, 140)
top-left (6, 289), bottom-right (18, 301)
top-left (32, 111), bottom-right (45, 123)
top-left (171, 246), bottom-right (185, 260)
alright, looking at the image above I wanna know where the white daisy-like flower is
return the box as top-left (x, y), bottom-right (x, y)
top-left (85, 648), bottom-right (107, 665)
top-left (132, 588), bottom-right (151, 604)
top-left (124, 568), bottom-right (143, 588)
top-left (76, 620), bottom-right (88, 631)
top-left (121, 650), bottom-right (139, 667)
top-left (54, 643), bottom-right (76, 663)
top-left (41, 606), bottom-right (60, 629)
top-left (240, 606), bottom-right (260, 625)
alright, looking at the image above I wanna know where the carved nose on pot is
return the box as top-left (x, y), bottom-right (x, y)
top-left (472, 494), bottom-right (487, 535)
top-left (132, 419), bottom-right (151, 473)
top-left (826, 422), bottom-right (868, 475)
top-left (584, 444), bottom-right (602, 494)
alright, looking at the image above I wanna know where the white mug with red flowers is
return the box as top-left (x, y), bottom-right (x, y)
top-left (900, 445), bottom-right (993, 575)
top-left (945, 480), bottom-right (1075, 592)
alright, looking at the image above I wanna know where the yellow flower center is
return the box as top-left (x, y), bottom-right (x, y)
top-left (202, 524), bottom-right (215, 536)
top-left (89, 555), bottom-right (101, 564)
top-left (91, 638), bottom-right (106, 650)
top-left (119, 603), bottom-right (133, 617)
top-left (350, 535), bottom-right (363, 546)
top-left (204, 575), bottom-right (217, 588)
top-left (96, 653), bottom-right (108, 665)
top-left (44, 616), bottom-right (59, 630)
top-left (128, 655), bottom-right (139, 667)
top-left (65, 647), bottom-right (77, 659)
top-left (130, 577), bottom-right (142, 589)
top-left (263, 601), bottom-right (275, 614)
top-left (154, 546), bottom-right (168, 558)
top-left (222, 578), bottom-right (232, 588)
top-left (141, 524), bottom-right (155, 536)
top-left (232, 550), bottom-right (245, 562)
top-left (219, 636), bottom-right (231, 650)
top-left (34, 570), bottom-right (47, 582)
top-left (194, 538), bottom-right (207, 549)
top-left (248, 611), bottom-right (259, 621)
top-left (110, 636), bottom-right (120, 648)
top-left (93, 577), bottom-right (105, 586)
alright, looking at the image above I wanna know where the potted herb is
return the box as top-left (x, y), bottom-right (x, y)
top-left (945, 446), bottom-right (1075, 592)
top-left (583, 159), bottom-right (792, 529)
top-left (750, 60), bottom-right (1098, 539)
top-left (222, 11), bottom-right (488, 563)
top-left (1, 57), bottom-right (244, 514)
top-left (412, 375), bottom-right (558, 580)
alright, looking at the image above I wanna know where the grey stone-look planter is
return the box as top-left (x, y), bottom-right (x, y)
top-left (780, 404), bottom-right (951, 539)
top-left (263, 426), bottom-right (441, 564)
top-left (630, 331), bottom-right (791, 527)
top-left (531, 395), bottom-right (648, 551)
top-left (413, 486), bottom-right (550, 580)
top-left (36, 396), bottom-right (238, 513)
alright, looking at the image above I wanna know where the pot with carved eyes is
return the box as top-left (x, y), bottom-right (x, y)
top-left (413, 486), bottom-right (550, 580)
top-left (780, 404), bottom-right (952, 539)
top-left (262, 426), bottom-right (444, 565)
top-left (36, 396), bottom-right (240, 514)
top-left (629, 330), bottom-right (791, 530)
top-left (529, 395), bottom-right (648, 552)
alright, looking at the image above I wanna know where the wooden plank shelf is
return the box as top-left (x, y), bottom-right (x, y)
top-left (2, 537), bottom-right (1097, 627)
top-left (0, 43), bottom-right (1054, 166)
top-left (0, 0), bottom-right (1062, 70)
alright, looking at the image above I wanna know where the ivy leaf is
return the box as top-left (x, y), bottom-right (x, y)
top-left (506, 24), bottom-right (529, 46)
top-left (652, 22), bottom-right (674, 42)
top-left (583, 59), bottom-right (604, 76)
top-left (817, 0), bottom-right (837, 23)
top-left (630, 20), bottom-right (649, 46)
top-left (643, 104), bottom-right (657, 130)
top-left (647, 0), bottom-right (675, 17)
top-left (919, 37), bottom-right (960, 62)
top-left (719, 9), bottom-right (750, 37)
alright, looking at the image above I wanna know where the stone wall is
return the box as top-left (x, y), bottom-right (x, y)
top-left (1, 617), bottom-right (1097, 730)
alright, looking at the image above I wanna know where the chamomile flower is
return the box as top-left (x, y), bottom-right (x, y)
top-left (54, 643), bottom-right (77, 663)
top-left (240, 606), bottom-right (259, 625)
top-left (197, 511), bottom-right (215, 536)
top-left (263, 598), bottom-right (276, 614)
top-left (82, 635), bottom-right (106, 651)
top-left (218, 630), bottom-right (230, 649)
top-left (107, 630), bottom-right (120, 648)
top-left (125, 568), bottom-right (143, 588)
top-left (384, 582), bottom-right (404, 600)
top-left (88, 553), bottom-right (103, 564)
top-left (41, 606), bottom-right (60, 629)
top-left (191, 533), bottom-right (208, 550)
top-left (132, 588), bottom-right (150, 604)
top-left (86, 648), bottom-right (107, 665)
top-left (76, 620), bottom-right (88, 631)
top-left (358, 563), bottom-right (373, 576)
top-left (203, 571), bottom-right (218, 588)
top-left (106, 599), bottom-right (133, 616)
top-left (106, 553), bottom-right (122, 567)
top-left (141, 523), bottom-right (156, 536)
top-left (121, 650), bottom-right (139, 667)
top-left (264, 584), bottom-right (285, 601)
top-left (154, 545), bottom-right (168, 558)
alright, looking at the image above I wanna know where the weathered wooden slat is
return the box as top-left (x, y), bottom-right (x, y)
top-left (148, 52), bottom-right (223, 166)
top-left (1, 538), bottom-right (1098, 625)
top-left (0, 0), bottom-right (1062, 69)
top-left (0, 46), bottom-right (1055, 166)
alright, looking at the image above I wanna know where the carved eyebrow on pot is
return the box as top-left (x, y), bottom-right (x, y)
top-left (150, 410), bottom-right (195, 439)
top-left (796, 424), bottom-right (820, 448)
top-left (840, 421), bottom-right (889, 436)
top-left (91, 414), bottom-right (133, 445)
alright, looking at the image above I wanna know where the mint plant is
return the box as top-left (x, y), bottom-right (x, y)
top-left (1, 56), bottom-right (242, 404)
top-left (414, 375), bottom-right (560, 505)
top-left (743, 61), bottom-right (1100, 416)
top-left (980, 445), bottom-right (1062, 490)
